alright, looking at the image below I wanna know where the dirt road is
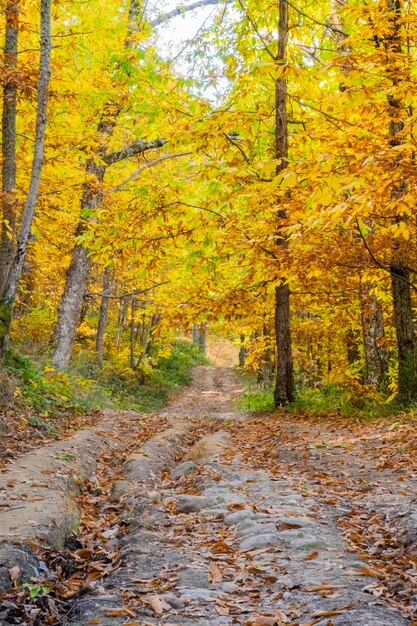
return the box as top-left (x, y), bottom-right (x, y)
top-left (66, 366), bottom-right (414, 626)
top-left (2, 365), bottom-right (417, 625)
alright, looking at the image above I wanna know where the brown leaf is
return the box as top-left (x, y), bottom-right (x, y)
top-left (305, 584), bottom-right (341, 592)
top-left (208, 562), bottom-right (223, 583)
top-left (9, 565), bottom-right (20, 587)
top-left (103, 608), bottom-right (128, 617)
top-left (245, 617), bottom-right (277, 626)
top-left (357, 565), bottom-right (385, 579)
top-left (301, 551), bottom-right (319, 561)
top-left (312, 603), bottom-right (353, 617)
top-left (149, 594), bottom-right (170, 615)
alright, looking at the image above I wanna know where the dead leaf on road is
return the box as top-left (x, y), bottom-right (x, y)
top-left (208, 561), bottom-right (223, 583)
top-left (9, 565), bottom-right (20, 587)
top-left (148, 593), bottom-right (171, 615)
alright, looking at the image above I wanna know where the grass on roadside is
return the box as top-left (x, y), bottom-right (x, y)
top-left (235, 370), bottom-right (401, 419)
top-left (3, 340), bottom-right (210, 420)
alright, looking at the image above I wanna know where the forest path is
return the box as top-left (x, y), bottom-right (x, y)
top-left (66, 366), bottom-right (415, 626)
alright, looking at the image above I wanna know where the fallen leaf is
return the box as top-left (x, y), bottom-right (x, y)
top-left (208, 562), bottom-right (222, 583)
top-left (301, 551), bottom-right (319, 561)
top-left (245, 617), bottom-right (277, 626)
top-left (149, 594), bottom-right (170, 615)
top-left (9, 565), bottom-right (20, 587)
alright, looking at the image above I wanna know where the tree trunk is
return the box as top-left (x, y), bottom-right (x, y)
top-left (391, 267), bottom-right (417, 404)
top-left (130, 297), bottom-right (136, 369)
top-left (0, 0), bottom-right (51, 357)
top-left (0, 0), bottom-right (18, 300)
top-left (198, 322), bottom-right (207, 354)
top-left (274, 0), bottom-right (294, 406)
top-left (275, 284), bottom-right (294, 404)
top-left (238, 334), bottom-right (246, 367)
top-left (192, 323), bottom-right (199, 346)
top-left (115, 296), bottom-right (128, 350)
top-left (52, 103), bottom-right (121, 369)
top-left (360, 282), bottom-right (388, 388)
top-left (96, 267), bottom-right (111, 367)
top-left (346, 328), bottom-right (360, 368)
top-left (383, 0), bottom-right (417, 403)
top-left (145, 313), bottom-right (161, 356)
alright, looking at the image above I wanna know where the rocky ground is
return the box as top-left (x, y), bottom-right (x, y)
top-left (1, 366), bottom-right (417, 625)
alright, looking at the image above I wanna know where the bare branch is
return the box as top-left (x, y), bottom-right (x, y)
top-left (355, 217), bottom-right (417, 292)
top-left (104, 137), bottom-right (166, 165)
top-left (107, 151), bottom-right (192, 194)
top-left (85, 280), bottom-right (171, 300)
top-left (236, 0), bottom-right (276, 60)
top-left (285, 0), bottom-right (347, 37)
top-left (150, 0), bottom-right (231, 27)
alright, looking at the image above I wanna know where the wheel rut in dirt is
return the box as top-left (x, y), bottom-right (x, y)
top-left (64, 367), bottom-right (412, 626)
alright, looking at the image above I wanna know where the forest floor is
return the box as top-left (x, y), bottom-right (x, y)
top-left (2, 366), bottom-right (417, 625)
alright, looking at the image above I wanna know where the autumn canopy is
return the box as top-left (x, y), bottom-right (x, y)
top-left (0, 0), bottom-right (416, 407)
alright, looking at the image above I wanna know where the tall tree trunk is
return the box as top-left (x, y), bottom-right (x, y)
top-left (51, 0), bottom-right (165, 369)
top-left (96, 267), bottom-right (111, 367)
top-left (238, 334), bottom-right (246, 367)
top-left (274, 0), bottom-right (294, 406)
top-left (0, 0), bottom-right (18, 300)
top-left (192, 323), bottom-right (199, 346)
top-left (391, 267), bottom-right (417, 404)
top-left (145, 313), bottom-right (161, 356)
top-left (383, 0), bottom-right (417, 403)
top-left (360, 282), bottom-right (388, 387)
top-left (115, 296), bottom-right (128, 350)
top-left (258, 325), bottom-right (273, 386)
top-left (52, 103), bottom-right (120, 369)
top-left (0, 0), bottom-right (51, 357)
top-left (346, 328), bottom-right (360, 368)
top-left (198, 322), bottom-right (207, 354)
top-left (130, 297), bottom-right (136, 369)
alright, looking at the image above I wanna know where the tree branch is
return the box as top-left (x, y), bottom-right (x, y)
top-left (104, 137), bottom-right (166, 165)
top-left (85, 280), bottom-right (171, 300)
top-left (150, 0), bottom-right (231, 27)
top-left (355, 217), bottom-right (417, 292)
top-left (107, 151), bottom-right (192, 194)
top-left (236, 0), bottom-right (276, 60)
top-left (285, 0), bottom-right (347, 37)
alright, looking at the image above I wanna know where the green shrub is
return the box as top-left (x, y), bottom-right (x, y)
top-left (5, 350), bottom-right (85, 417)
top-left (235, 389), bottom-right (275, 413)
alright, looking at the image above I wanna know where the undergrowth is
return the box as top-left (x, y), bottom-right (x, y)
top-left (2, 340), bottom-right (209, 425)
top-left (236, 371), bottom-right (400, 419)
top-left (74, 340), bottom-right (210, 412)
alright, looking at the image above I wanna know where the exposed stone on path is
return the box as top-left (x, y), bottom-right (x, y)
top-left (68, 367), bottom-right (412, 626)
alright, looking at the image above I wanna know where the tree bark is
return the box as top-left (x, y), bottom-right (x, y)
top-left (198, 322), bottom-right (207, 354)
top-left (274, 0), bottom-right (294, 406)
top-left (130, 297), bottom-right (136, 369)
top-left (115, 296), bottom-right (128, 350)
top-left (383, 0), bottom-right (417, 403)
top-left (0, 0), bottom-right (18, 300)
top-left (0, 0), bottom-right (51, 356)
top-left (391, 266), bottom-right (417, 404)
top-left (346, 328), bottom-right (360, 368)
top-left (192, 323), bottom-right (199, 346)
top-left (238, 334), bottom-right (246, 367)
top-left (360, 282), bottom-right (388, 388)
top-left (51, 0), bottom-right (166, 370)
top-left (96, 267), bottom-right (111, 367)
top-left (52, 102), bottom-right (120, 369)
